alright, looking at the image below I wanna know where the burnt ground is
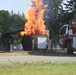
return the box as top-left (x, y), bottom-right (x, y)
top-left (0, 50), bottom-right (76, 65)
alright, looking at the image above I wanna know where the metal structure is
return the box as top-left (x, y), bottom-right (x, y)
top-left (22, 34), bottom-right (50, 51)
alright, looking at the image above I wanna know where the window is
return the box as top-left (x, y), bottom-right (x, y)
top-left (59, 26), bottom-right (67, 36)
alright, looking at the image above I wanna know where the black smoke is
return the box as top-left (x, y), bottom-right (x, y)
top-left (43, 0), bottom-right (63, 29)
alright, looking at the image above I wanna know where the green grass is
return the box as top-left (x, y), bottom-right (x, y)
top-left (0, 63), bottom-right (76, 75)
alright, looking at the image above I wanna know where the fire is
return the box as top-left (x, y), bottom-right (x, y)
top-left (20, 0), bottom-right (48, 36)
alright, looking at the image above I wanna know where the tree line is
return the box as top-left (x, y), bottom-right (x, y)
top-left (44, 0), bottom-right (76, 45)
top-left (0, 10), bottom-right (26, 44)
top-left (0, 0), bottom-right (76, 44)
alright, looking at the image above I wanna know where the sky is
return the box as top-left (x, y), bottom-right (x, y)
top-left (0, 0), bottom-right (30, 14)
top-left (0, 0), bottom-right (67, 14)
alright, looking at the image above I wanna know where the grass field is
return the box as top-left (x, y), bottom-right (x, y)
top-left (0, 63), bottom-right (76, 75)
top-left (0, 51), bottom-right (76, 75)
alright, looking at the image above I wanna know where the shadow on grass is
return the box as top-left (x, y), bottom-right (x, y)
top-left (28, 50), bottom-right (76, 57)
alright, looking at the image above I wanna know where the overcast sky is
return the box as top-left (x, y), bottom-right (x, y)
top-left (0, 0), bottom-right (30, 14)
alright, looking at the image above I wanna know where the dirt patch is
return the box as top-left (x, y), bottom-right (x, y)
top-left (0, 50), bottom-right (76, 65)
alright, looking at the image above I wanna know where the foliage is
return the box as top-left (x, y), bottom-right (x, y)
top-left (44, 0), bottom-right (63, 30)
top-left (43, 0), bottom-right (76, 45)
top-left (0, 10), bottom-right (26, 32)
top-left (0, 10), bottom-right (26, 44)
top-left (0, 10), bottom-right (11, 32)
top-left (64, 0), bottom-right (76, 19)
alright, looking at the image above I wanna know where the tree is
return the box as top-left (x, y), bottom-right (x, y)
top-left (10, 13), bottom-right (25, 32)
top-left (64, 0), bottom-right (76, 19)
top-left (0, 10), bottom-right (26, 44)
top-left (0, 10), bottom-right (11, 33)
top-left (9, 12), bottom-right (26, 44)
top-left (42, 0), bottom-right (64, 48)
top-left (43, 0), bottom-right (63, 30)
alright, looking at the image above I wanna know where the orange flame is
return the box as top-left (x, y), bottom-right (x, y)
top-left (20, 0), bottom-right (48, 36)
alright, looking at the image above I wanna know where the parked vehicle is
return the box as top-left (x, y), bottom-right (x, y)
top-left (59, 20), bottom-right (76, 54)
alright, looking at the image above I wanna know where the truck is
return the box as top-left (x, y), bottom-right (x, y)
top-left (59, 20), bottom-right (76, 55)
